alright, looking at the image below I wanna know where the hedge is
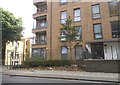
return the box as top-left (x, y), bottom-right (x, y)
top-left (22, 60), bottom-right (71, 68)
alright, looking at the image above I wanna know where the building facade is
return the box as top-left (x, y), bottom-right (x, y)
top-left (32, 0), bottom-right (120, 60)
top-left (5, 38), bottom-right (31, 66)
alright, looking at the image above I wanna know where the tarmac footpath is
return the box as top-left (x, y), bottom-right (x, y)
top-left (2, 69), bottom-right (120, 83)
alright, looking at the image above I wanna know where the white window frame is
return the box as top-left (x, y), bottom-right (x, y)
top-left (92, 4), bottom-right (101, 19)
top-left (74, 8), bottom-right (81, 22)
top-left (61, 46), bottom-right (68, 55)
top-left (108, 1), bottom-right (119, 16)
top-left (60, 0), bottom-right (67, 4)
top-left (61, 29), bottom-right (67, 41)
top-left (75, 26), bottom-right (82, 40)
top-left (93, 24), bottom-right (103, 39)
top-left (60, 11), bottom-right (67, 24)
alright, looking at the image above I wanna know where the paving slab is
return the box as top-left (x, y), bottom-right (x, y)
top-left (2, 69), bottom-right (120, 83)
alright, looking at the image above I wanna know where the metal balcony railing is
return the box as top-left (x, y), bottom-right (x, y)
top-left (32, 22), bottom-right (47, 33)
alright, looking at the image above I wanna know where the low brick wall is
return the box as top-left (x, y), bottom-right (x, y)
top-left (84, 59), bottom-right (120, 73)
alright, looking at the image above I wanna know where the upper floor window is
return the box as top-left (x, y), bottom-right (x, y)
top-left (60, 11), bottom-right (67, 24)
top-left (92, 4), bottom-right (101, 19)
top-left (37, 16), bottom-right (47, 28)
top-left (108, 1), bottom-right (119, 16)
top-left (93, 24), bottom-right (103, 39)
top-left (60, 29), bottom-right (67, 41)
top-left (74, 8), bottom-right (81, 22)
top-left (39, 35), bottom-right (46, 44)
top-left (60, 0), bottom-right (67, 5)
top-left (40, 20), bottom-right (47, 27)
top-left (75, 26), bottom-right (82, 40)
top-left (39, 32), bottom-right (46, 44)
top-left (110, 20), bottom-right (120, 38)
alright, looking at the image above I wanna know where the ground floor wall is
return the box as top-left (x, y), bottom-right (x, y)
top-left (32, 41), bottom-right (120, 61)
top-left (84, 59), bottom-right (120, 73)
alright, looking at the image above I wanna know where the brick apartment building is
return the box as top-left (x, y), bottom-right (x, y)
top-left (32, 0), bottom-right (120, 60)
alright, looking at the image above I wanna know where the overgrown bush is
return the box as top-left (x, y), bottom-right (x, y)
top-left (22, 59), bottom-right (71, 68)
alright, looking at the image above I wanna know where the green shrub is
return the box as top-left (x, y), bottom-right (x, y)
top-left (22, 60), bottom-right (71, 68)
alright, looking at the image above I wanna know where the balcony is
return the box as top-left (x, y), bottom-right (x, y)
top-left (33, 13), bottom-right (47, 19)
top-left (32, 44), bottom-right (46, 49)
top-left (33, 0), bottom-right (47, 18)
top-left (32, 15), bottom-right (47, 33)
top-left (33, 39), bottom-right (47, 45)
top-left (32, 28), bottom-right (46, 33)
top-left (33, 0), bottom-right (46, 5)
top-left (32, 22), bottom-right (47, 33)
top-left (32, 38), bottom-right (47, 48)
top-left (33, 7), bottom-right (47, 18)
top-left (35, 31), bottom-right (47, 44)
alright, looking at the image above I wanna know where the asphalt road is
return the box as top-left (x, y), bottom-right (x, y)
top-left (2, 75), bottom-right (119, 85)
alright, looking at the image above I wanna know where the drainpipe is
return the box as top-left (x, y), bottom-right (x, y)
top-left (50, 1), bottom-right (52, 60)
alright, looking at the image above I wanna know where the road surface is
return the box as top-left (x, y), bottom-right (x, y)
top-left (2, 75), bottom-right (119, 85)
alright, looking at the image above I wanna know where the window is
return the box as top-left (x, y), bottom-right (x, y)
top-left (39, 32), bottom-right (46, 44)
top-left (61, 46), bottom-right (68, 55)
top-left (40, 21), bottom-right (47, 27)
top-left (60, 29), bottom-right (67, 41)
top-left (32, 48), bottom-right (46, 59)
top-left (108, 1), bottom-right (119, 16)
top-left (37, 16), bottom-right (47, 28)
top-left (92, 4), bottom-right (101, 19)
top-left (75, 26), bottom-right (82, 40)
top-left (93, 24), bottom-right (103, 39)
top-left (40, 35), bottom-right (46, 44)
top-left (73, 0), bottom-right (79, 2)
top-left (60, 0), bottom-right (67, 4)
top-left (60, 11), bottom-right (67, 24)
top-left (74, 8), bottom-right (81, 22)
top-left (110, 20), bottom-right (120, 38)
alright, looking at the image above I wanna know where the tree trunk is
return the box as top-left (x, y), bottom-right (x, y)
top-left (68, 41), bottom-right (72, 65)
top-left (69, 46), bottom-right (72, 61)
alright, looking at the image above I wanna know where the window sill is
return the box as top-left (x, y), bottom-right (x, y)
top-left (74, 20), bottom-right (81, 23)
top-left (60, 23), bottom-right (66, 25)
top-left (110, 15), bottom-right (119, 17)
top-left (94, 38), bottom-right (103, 40)
top-left (60, 2), bottom-right (68, 5)
top-left (92, 17), bottom-right (101, 20)
top-left (112, 37), bottom-right (120, 38)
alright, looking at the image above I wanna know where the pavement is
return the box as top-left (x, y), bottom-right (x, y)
top-left (1, 66), bottom-right (120, 83)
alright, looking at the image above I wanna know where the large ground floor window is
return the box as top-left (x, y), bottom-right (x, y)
top-left (61, 46), bottom-right (68, 60)
top-left (87, 42), bottom-right (120, 60)
top-left (91, 43), bottom-right (104, 59)
top-left (32, 48), bottom-right (46, 59)
top-left (75, 45), bottom-right (83, 60)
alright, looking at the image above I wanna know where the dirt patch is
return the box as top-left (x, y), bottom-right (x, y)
top-left (16, 66), bottom-right (84, 72)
